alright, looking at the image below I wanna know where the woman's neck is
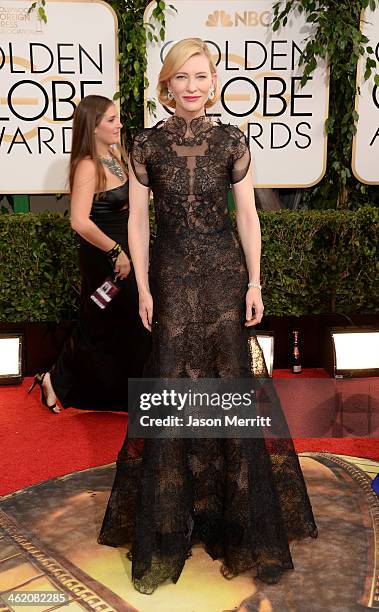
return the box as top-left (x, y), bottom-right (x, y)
top-left (173, 109), bottom-right (206, 123)
top-left (96, 145), bottom-right (112, 159)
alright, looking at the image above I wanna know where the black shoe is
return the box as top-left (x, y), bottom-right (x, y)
top-left (28, 373), bottom-right (60, 414)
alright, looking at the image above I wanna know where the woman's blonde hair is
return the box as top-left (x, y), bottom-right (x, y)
top-left (157, 38), bottom-right (219, 109)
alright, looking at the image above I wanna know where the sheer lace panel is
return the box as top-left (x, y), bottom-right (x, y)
top-left (129, 130), bottom-right (151, 187)
top-left (129, 116), bottom-right (251, 190)
top-left (225, 125), bottom-right (251, 184)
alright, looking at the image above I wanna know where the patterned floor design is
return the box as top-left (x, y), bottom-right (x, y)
top-left (0, 453), bottom-right (378, 612)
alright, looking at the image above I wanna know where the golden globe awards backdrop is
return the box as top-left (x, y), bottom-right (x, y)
top-left (352, 8), bottom-right (379, 184)
top-left (0, 0), bottom-right (118, 193)
top-left (145, 0), bottom-right (330, 188)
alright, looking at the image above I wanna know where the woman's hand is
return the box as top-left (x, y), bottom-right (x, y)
top-left (139, 291), bottom-right (153, 331)
top-left (114, 251), bottom-right (131, 280)
top-left (245, 287), bottom-right (264, 327)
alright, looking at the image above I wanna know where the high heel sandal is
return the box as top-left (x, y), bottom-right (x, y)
top-left (28, 373), bottom-right (60, 414)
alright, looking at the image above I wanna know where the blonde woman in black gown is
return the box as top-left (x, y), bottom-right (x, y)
top-left (29, 95), bottom-right (150, 411)
top-left (99, 39), bottom-right (317, 593)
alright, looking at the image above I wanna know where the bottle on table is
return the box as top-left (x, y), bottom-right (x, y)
top-left (291, 329), bottom-right (302, 374)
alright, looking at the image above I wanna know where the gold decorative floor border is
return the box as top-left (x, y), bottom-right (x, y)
top-left (304, 451), bottom-right (379, 609)
top-left (0, 510), bottom-right (136, 612)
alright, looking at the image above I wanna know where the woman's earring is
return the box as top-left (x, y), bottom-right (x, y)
top-left (167, 90), bottom-right (174, 101)
top-left (208, 88), bottom-right (215, 100)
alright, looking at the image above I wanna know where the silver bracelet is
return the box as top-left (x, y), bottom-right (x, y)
top-left (248, 281), bottom-right (262, 290)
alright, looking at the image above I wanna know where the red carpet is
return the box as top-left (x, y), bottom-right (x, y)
top-left (1, 378), bottom-right (128, 496)
top-left (1, 375), bottom-right (378, 497)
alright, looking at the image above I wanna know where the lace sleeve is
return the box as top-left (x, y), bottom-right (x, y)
top-left (228, 126), bottom-right (251, 184)
top-left (130, 131), bottom-right (150, 187)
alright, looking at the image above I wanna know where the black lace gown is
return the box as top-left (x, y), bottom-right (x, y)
top-left (98, 116), bottom-right (317, 591)
top-left (50, 182), bottom-right (151, 410)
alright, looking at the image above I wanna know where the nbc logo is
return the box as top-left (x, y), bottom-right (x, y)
top-left (206, 10), bottom-right (233, 27)
top-left (205, 10), bottom-right (271, 27)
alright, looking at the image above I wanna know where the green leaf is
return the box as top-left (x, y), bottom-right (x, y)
top-left (311, 56), bottom-right (318, 70)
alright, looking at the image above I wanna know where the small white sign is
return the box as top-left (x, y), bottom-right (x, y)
top-left (0, 337), bottom-right (20, 375)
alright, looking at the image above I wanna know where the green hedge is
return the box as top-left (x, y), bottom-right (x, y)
top-left (0, 212), bottom-right (80, 321)
top-left (0, 207), bottom-right (378, 321)
top-left (259, 207), bottom-right (378, 315)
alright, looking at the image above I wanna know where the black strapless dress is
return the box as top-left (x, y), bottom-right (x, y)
top-left (50, 182), bottom-right (151, 410)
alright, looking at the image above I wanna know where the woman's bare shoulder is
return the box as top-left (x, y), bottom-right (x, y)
top-left (72, 157), bottom-right (97, 190)
top-left (75, 157), bottom-right (96, 177)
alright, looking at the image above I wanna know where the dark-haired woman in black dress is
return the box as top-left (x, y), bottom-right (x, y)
top-left (29, 95), bottom-right (150, 411)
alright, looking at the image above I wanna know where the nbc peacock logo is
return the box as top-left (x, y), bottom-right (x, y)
top-left (206, 10), bottom-right (233, 27)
